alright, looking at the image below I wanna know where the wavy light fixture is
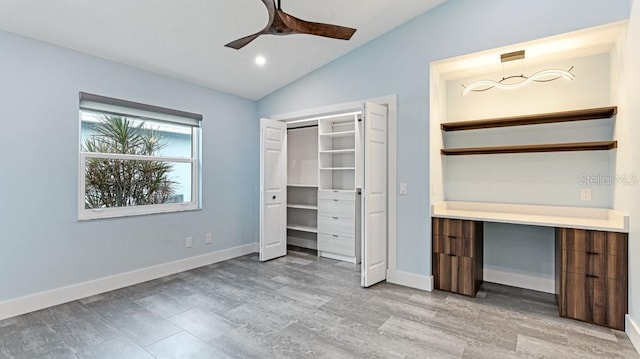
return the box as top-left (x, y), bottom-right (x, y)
top-left (461, 50), bottom-right (575, 96)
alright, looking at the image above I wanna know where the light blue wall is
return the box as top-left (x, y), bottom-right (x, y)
top-left (613, 0), bottom-right (640, 341)
top-left (0, 30), bottom-right (259, 301)
top-left (258, 0), bottom-right (630, 276)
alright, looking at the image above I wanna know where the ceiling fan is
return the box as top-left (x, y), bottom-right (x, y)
top-left (225, 0), bottom-right (357, 50)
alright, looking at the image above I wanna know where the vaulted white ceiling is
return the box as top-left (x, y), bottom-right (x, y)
top-left (0, 0), bottom-right (447, 99)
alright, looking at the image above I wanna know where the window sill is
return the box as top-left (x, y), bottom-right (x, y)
top-left (78, 203), bottom-right (201, 221)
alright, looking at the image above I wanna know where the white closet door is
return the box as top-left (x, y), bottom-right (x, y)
top-left (260, 118), bottom-right (287, 261)
top-left (361, 102), bottom-right (388, 287)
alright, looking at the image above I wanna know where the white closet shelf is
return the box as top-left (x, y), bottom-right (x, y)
top-left (319, 167), bottom-right (356, 170)
top-left (287, 184), bottom-right (319, 188)
top-left (319, 149), bottom-right (356, 154)
top-left (287, 225), bottom-right (318, 233)
top-left (319, 130), bottom-right (356, 138)
top-left (287, 204), bottom-right (318, 210)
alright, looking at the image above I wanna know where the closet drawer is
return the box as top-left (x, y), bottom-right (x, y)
top-left (318, 190), bottom-right (356, 201)
top-left (432, 235), bottom-right (474, 257)
top-left (318, 234), bottom-right (355, 257)
top-left (318, 216), bottom-right (355, 237)
top-left (318, 199), bottom-right (355, 219)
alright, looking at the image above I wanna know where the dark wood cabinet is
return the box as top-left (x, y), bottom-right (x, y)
top-left (556, 228), bottom-right (628, 330)
top-left (432, 218), bottom-right (483, 297)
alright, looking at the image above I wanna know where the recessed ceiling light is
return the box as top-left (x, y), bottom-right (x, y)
top-left (255, 55), bottom-right (266, 66)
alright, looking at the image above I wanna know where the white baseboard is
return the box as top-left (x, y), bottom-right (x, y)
top-left (627, 315), bottom-right (640, 355)
top-left (483, 268), bottom-right (554, 293)
top-left (0, 242), bottom-right (258, 321)
top-left (387, 269), bottom-right (433, 291)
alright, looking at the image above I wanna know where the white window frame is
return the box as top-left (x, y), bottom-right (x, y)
top-left (78, 92), bottom-right (202, 220)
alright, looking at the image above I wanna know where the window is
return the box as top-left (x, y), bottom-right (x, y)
top-left (79, 92), bottom-right (201, 220)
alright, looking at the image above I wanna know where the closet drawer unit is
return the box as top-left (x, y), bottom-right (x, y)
top-left (318, 199), bottom-right (355, 219)
top-left (317, 234), bottom-right (355, 257)
top-left (432, 234), bottom-right (474, 257)
top-left (318, 216), bottom-right (355, 238)
top-left (432, 217), bottom-right (481, 240)
top-left (318, 190), bottom-right (356, 201)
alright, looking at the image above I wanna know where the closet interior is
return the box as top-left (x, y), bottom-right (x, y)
top-left (286, 112), bottom-right (363, 264)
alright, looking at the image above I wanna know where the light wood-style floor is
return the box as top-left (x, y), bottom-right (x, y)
top-left (0, 247), bottom-right (638, 358)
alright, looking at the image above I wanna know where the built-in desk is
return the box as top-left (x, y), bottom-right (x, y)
top-left (431, 201), bottom-right (629, 330)
top-left (432, 201), bottom-right (629, 233)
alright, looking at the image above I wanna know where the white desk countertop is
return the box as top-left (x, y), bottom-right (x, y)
top-left (431, 201), bottom-right (629, 233)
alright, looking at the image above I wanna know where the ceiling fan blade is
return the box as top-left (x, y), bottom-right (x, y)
top-left (225, 33), bottom-right (262, 50)
top-left (225, 0), bottom-right (276, 50)
top-left (278, 12), bottom-right (356, 40)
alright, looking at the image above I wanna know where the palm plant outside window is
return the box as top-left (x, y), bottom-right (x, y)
top-left (79, 93), bottom-right (201, 220)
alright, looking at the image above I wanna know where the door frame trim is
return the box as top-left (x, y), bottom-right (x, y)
top-left (269, 95), bottom-right (398, 280)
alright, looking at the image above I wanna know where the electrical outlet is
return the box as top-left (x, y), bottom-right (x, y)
top-left (205, 233), bottom-right (212, 245)
top-left (399, 182), bottom-right (408, 195)
top-left (580, 188), bottom-right (592, 201)
top-left (186, 237), bottom-right (193, 248)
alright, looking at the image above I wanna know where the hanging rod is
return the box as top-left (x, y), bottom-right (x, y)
top-left (287, 124), bottom-right (318, 131)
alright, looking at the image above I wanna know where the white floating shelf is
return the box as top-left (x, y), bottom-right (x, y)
top-left (319, 167), bottom-right (356, 170)
top-left (287, 184), bottom-right (319, 188)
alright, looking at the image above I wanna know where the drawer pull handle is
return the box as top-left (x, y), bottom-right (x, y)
top-left (333, 217), bottom-right (339, 220)
top-left (333, 235), bottom-right (338, 238)
top-left (586, 274), bottom-right (599, 278)
top-left (333, 199), bottom-right (339, 202)
top-left (448, 254), bottom-right (456, 257)
top-left (586, 251), bottom-right (599, 255)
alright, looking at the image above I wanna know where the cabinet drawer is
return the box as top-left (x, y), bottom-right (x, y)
top-left (562, 250), bottom-right (605, 278)
top-left (433, 253), bottom-right (475, 297)
top-left (560, 229), bottom-right (605, 253)
top-left (562, 272), bottom-right (607, 325)
top-left (562, 251), bottom-right (626, 279)
top-left (318, 199), bottom-right (355, 219)
top-left (432, 234), bottom-right (474, 257)
top-left (318, 234), bottom-right (355, 257)
top-left (559, 229), bottom-right (627, 255)
top-left (432, 217), bottom-right (479, 239)
top-left (318, 190), bottom-right (356, 201)
top-left (560, 272), bottom-right (626, 330)
top-left (318, 216), bottom-right (355, 237)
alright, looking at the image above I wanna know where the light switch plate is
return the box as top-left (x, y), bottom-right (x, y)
top-left (400, 182), bottom-right (408, 195)
top-left (580, 188), bottom-right (592, 201)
